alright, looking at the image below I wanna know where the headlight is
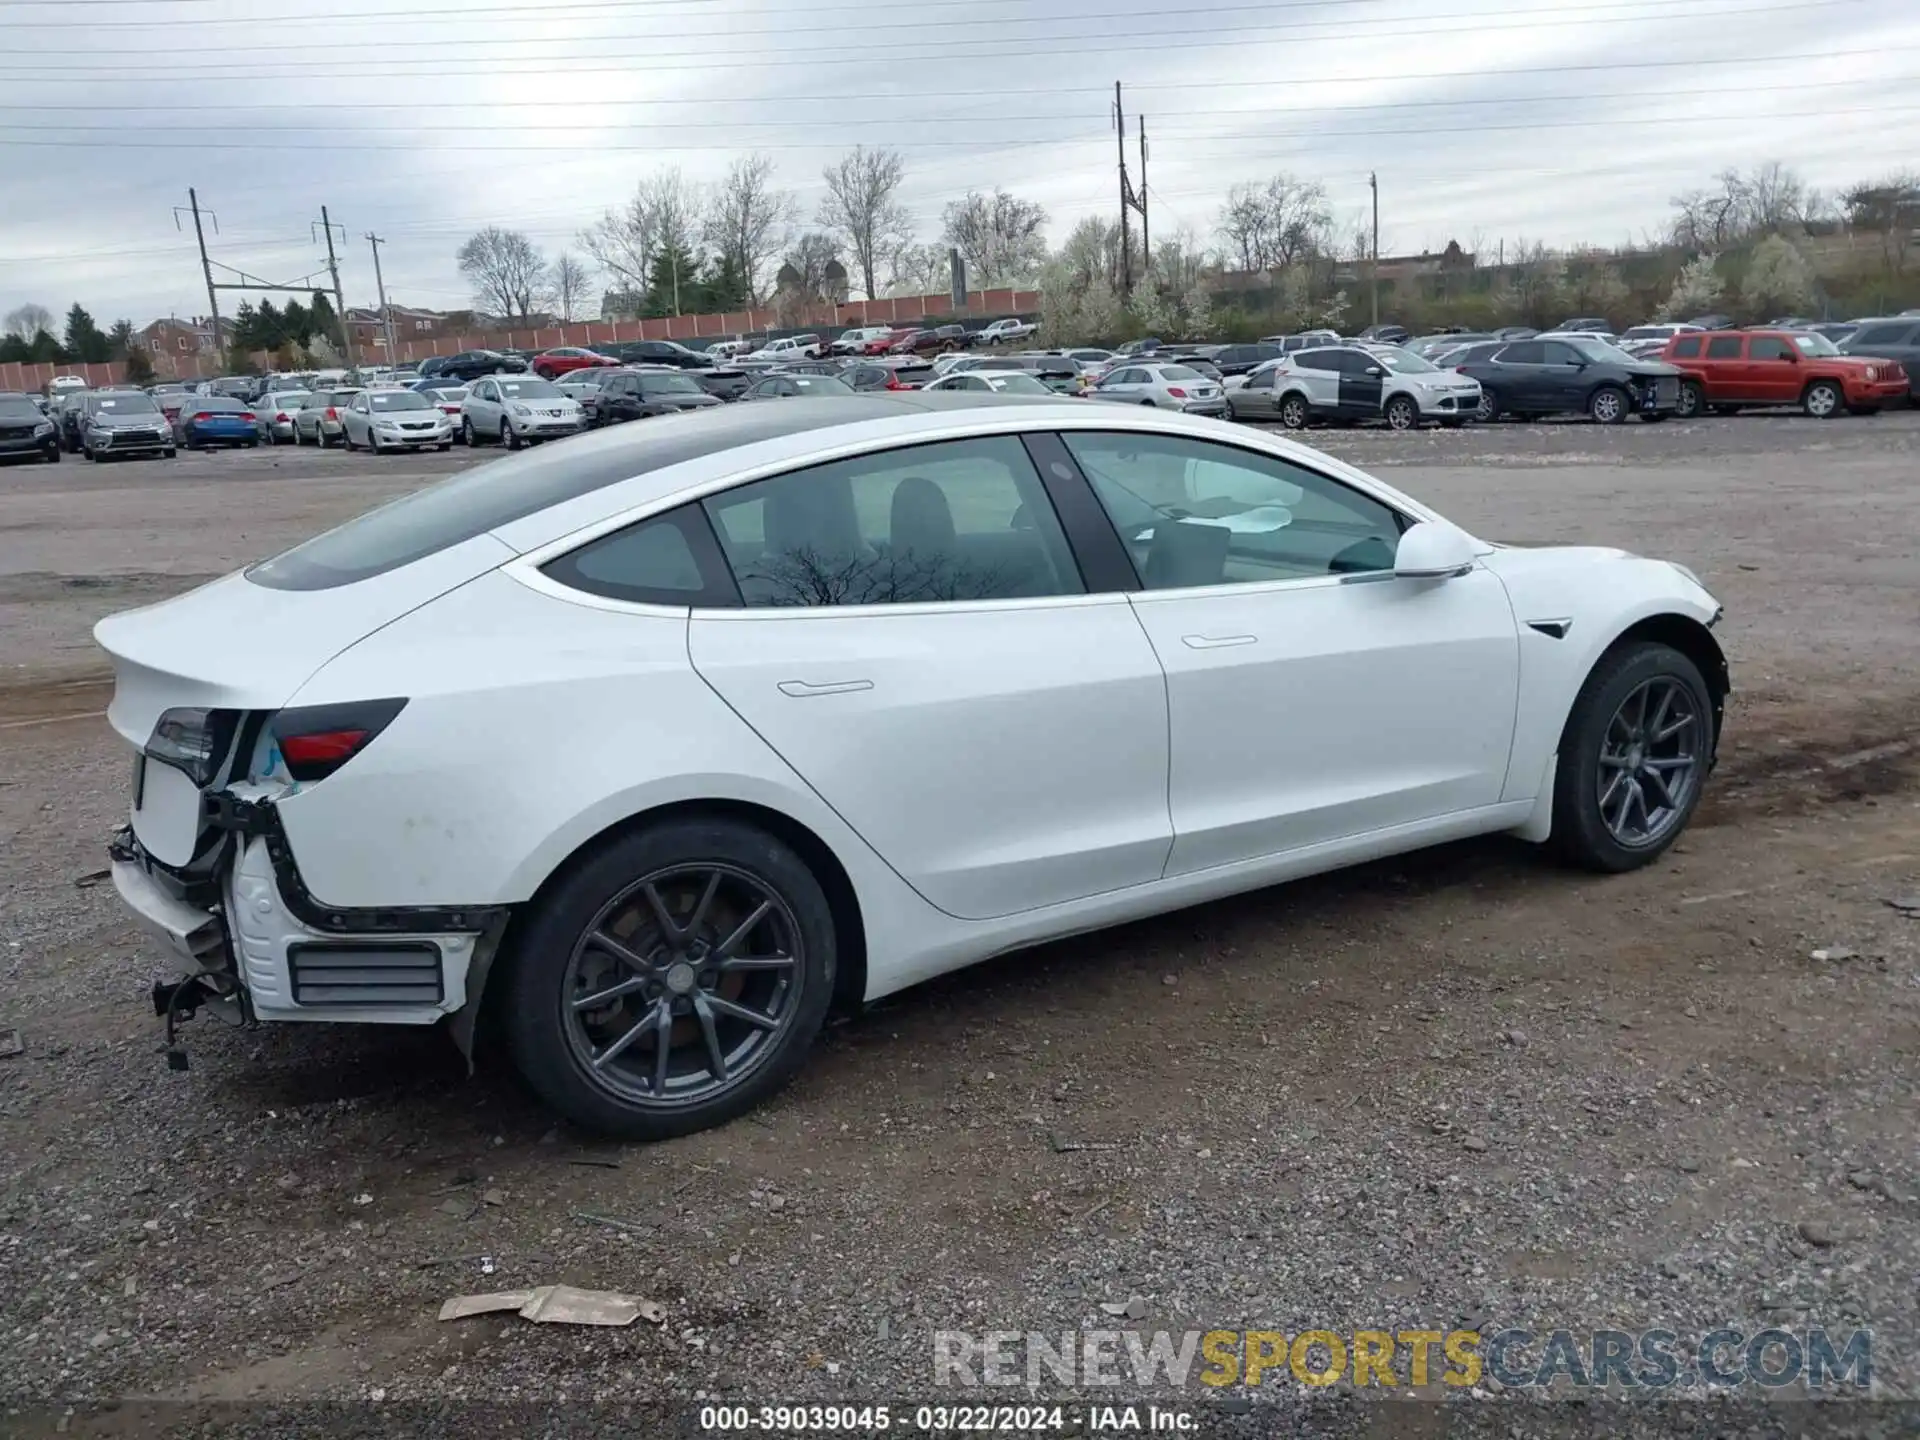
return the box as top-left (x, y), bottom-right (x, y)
top-left (511, 403), bottom-right (532, 417)
top-left (1865, 366), bottom-right (1879, 381)
top-left (33, 420), bottom-right (52, 436)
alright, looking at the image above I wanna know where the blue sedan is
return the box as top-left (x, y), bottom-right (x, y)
top-left (175, 395), bottom-right (260, 449)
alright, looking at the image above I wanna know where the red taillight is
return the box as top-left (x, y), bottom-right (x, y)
top-left (193, 410), bottom-right (212, 421)
top-left (271, 698), bottom-right (406, 782)
top-left (274, 412), bottom-right (289, 423)
top-left (240, 411), bottom-right (256, 422)
top-left (441, 404), bottom-right (459, 413)
top-left (325, 407), bottom-right (338, 421)
top-left (1166, 387), bottom-right (1188, 398)
top-left (885, 372), bottom-right (904, 390)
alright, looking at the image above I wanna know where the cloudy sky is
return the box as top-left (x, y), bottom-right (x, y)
top-left (0, 0), bottom-right (1913, 325)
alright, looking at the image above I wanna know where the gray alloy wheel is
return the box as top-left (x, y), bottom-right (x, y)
top-left (1675, 381), bottom-right (1704, 419)
top-left (1588, 385), bottom-right (1629, 424)
top-left (1475, 387), bottom-right (1499, 422)
top-left (1802, 380), bottom-right (1841, 419)
top-left (1384, 394), bottom-right (1419, 430)
top-left (461, 417), bottom-right (476, 446)
top-left (1277, 393), bottom-right (1310, 429)
top-left (1594, 676), bottom-right (1706, 849)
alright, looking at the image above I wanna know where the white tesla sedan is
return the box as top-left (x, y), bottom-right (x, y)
top-left (96, 397), bottom-right (1727, 1139)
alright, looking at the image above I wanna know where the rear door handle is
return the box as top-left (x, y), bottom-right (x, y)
top-left (777, 679), bottom-right (875, 697)
top-left (1181, 634), bottom-right (1257, 650)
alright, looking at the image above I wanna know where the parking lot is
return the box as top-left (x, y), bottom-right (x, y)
top-left (2, 413), bottom-right (1918, 1432)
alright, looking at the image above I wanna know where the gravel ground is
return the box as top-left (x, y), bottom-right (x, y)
top-left (1, 414), bottom-right (1918, 1439)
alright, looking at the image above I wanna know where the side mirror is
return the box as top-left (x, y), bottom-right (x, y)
top-left (1781, 350), bottom-right (1800, 362)
top-left (1394, 521), bottom-right (1479, 579)
top-left (1365, 366), bottom-right (1383, 376)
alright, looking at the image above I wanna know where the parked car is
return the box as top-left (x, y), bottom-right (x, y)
top-left (82, 391), bottom-right (176, 462)
top-left (966, 354), bottom-right (1081, 394)
top-left (736, 373), bottom-right (857, 401)
top-left (51, 390), bottom-right (92, 452)
top-left (415, 384), bottom-right (470, 429)
top-left (921, 371), bottom-right (1053, 396)
top-left (1616, 324), bottom-right (1700, 359)
top-left (45, 374), bottom-right (88, 399)
top-left (340, 388), bottom-right (456, 452)
top-left (885, 329), bottom-right (931, 355)
top-left (173, 394), bottom-right (259, 450)
top-left (748, 335), bottom-right (822, 362)
top-left (96, 397), bottom-right (1728, 1139)
top-left (689, 367), bottom-right (754, 404)
top-left (532, 347), bottom-right (618, 380)
top-left (461, 375), bottom-right (583, 448)
top-left (608, 340), bottom-right (715, 371)
top-left (1453, 336), bottom-right (1682, 423)
top-left (291, 388), bottom-right (364, 447)
top-left (432, 349), bottom-right (530, 382)
top-left (838, 361), bottom-right (911, 393)
top-left (256, 391), bottom-right (314, 444)
top-left (929, 352), bottom-right (986, 379)
top-left (1839, 316), bottom-right (1920, 399)
top-left (1087, 361), bottom-right (1225, 415)
top-left (978, 317), bottom-right (1038, 345)
top-left (828, 327), bottom-right (894, 356)
top-left (1555, 316), bottom-right (1614, 334)
top-left (593, 369), bottom-right (725, 425)
top-left (1685, 314), bottom-right (1739, 331)
top-left (1663, 329), bottom-right (1908, 418)
top-left (0, 391), bottom-right (60, 464)
top-left (1205, 343), bottom-right (1284, 377)
top-left (1227, 346), bottom-right (1480, 429)
top-left (1357, 324), bottom-right (1412, 345)
top-left (1807, 322), bottom-right (1859, 344)
top-left (703, 339), bottom-right (751, 360)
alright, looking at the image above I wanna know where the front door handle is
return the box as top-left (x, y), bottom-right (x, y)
top-left (1181, 634), bottom-right (1257, 650)
top-left (777, 679), bottom-right (875, 698)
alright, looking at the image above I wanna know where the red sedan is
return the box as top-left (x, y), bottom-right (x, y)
top-left (531, 347), bottom-right (618, 380)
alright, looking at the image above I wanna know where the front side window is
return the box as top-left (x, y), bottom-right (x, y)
top-left (1748, 337), bottom-right (1793, 361)
top-left (1539, 342), bottom-right (1584, 365)
top-left (638, 374), bottom-right (702, 396)
top-left (1062, 431), bottom-right (1405, 588)
top-left (702, 435), bottom-right (1083, 608)
top-left (1789, 333), bottom-right (1840, 357)
top-left (1380, 351), bottom-right (1437, 373)
top-left (497, 378), bottom-right (563, 401)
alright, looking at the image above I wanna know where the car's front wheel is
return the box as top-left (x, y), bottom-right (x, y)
top-left (1384, 394), bottom-right (1419, 430)
top-left (1549, 641), bottom-right (1713, 872)
top-left (1802, 380), bottom-right (1842, 419)
top-left (1675, 381), bottom-right (1704, 419)
top-left (503, 816), bottom-right (837, 1139)
top-left (1475, 387), bottom-right (1500, 423)
top-left (1588, 384), bottom-right (1630, 424)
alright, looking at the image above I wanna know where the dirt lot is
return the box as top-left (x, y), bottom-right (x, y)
top-left (2, 416), bottom-right (1918, 1437)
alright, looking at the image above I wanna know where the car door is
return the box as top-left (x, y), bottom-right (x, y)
top-left (1095, 367), bottom-right (1145, 403)
top-left (467, 378), bottom-right (499, 436)
top-left (1742, 335), bottom-right (1798, 403)
top-left (1288, 351), bottom-right (1342, 413)
top-left (686, 432), bottom-right (1173, 920)
top-left (1485, 341), bottom-right (1546, 408)
top-left (345, 393), bottom-right (369, 443)
top-left (1534, 341), bottom-right (1590, 409)
top-left (1059, 428), bottom-right (1520, 874)
top-left (1332, 349), bottom-right (1385, 417)
top-left (1698, 332), bottom-right (1747, 400)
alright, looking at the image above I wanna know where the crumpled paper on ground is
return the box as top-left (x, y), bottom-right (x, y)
top-left (438, 1284), bottom-right (665, 1327)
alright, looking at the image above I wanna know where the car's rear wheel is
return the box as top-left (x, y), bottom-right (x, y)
top-left (1588, 384), bottom-right (1630, 424)
top-left (1384, 394), bottom-right (1419, 430)
top-left (1549, 642), bottom-right (1713, 873)
top-left (1675, 381), bottom-right (1704, 419)
top-left (503, 817), bottom-right (837, 1139)
top-left (1277, 393), bottom-right (1310, 429)
top-left (1802, 380), bottom-right (1842, 419)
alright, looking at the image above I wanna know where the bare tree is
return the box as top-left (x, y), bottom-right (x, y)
top-left (1150, 227), bottom-right (1210, 295)
top-left (3, 303), bottom-right (54, 340)
top-left (1214, 174), bottom-right (1331, 271)
top-left (456, 227), bottom-right (546, 321)
top-left (939, 189), bottom-right (1049, 288)
top-left (817, 146), bottom-right (914, 301)
top-left (1841, 170), bottom-right (1920, 273)
top-left (703, 153), bottom-right (797, 305)
top-left (547, 252), bottom-right (592, 322)
top-left (885, 242), bottom-right (949, 298)
top-left (580, 168), bottom-right (704, 296)
top-left (777, 232), bottom-right (845, 302)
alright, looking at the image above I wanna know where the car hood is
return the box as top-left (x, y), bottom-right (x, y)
top-left (92, 411), bottom-right (171, 428)
top-left (1621, 361), bottom-right (1684, 378)
top-left (1398, 371), bottom-right (1479, 389)
top-left (1824, 354), bottom-right (1903, 372)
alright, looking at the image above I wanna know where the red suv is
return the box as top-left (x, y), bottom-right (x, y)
top-left (531, 346), bottom-right (618, 380)
top-left (1661, 329), bottom-right (1907, 418)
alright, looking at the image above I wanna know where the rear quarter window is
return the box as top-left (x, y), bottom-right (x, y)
top-left (1850, 323), bottom-right (1917, 346)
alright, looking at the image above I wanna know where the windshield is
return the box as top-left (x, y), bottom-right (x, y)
top-left (1380, 351), bottom-right (1437, 374)
top-left (1566, 337), bottom-right (1639, 364)
top-left (94, 393), bottom-right (160, 414)
top-left (983, 374), bottom-right (1050, 394)
top-left (368, 390), bottom-right (431, 411)
top-left (497, 378), bottom-right (563, 400)
top-left (1155, 365), bottom-right (1200, 380)
top-left (790, 375), bottom-right (854, 394)
top-left (271, 393), bottom-right (313, 409)
top-left (1789, 333), bottom-right (1842, 357)
top-left (638, 374), bottom-right (703, 395)
top-left (0, 397), bottom-right (40, 420)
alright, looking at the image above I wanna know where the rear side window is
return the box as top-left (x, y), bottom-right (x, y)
top-left (1850, 323), bottom-right (1916, 346)
top-left (1498, 342), bottom-right (1546, 364)
top-left (1670, 336), bottom-right (1703, 358)
top-left (1705, 336), bottom-right (1743, 359)
top-left (540, 505), bottom-right (738, 608)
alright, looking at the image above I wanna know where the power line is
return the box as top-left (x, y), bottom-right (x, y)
top-left (2, 46), bottom-right (1906, 100)
top-left (0, 2), bottom-right (1877, 77)
top-left (0, 76), bottom-right (1894, 133)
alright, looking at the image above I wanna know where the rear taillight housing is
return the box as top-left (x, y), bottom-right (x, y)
top-left (192, 411), bottom-right (212, 422)
top-left (274, 412), bottom-right (289, 423)
top-left (240, 411), bottom-right (256, 422)
top-left (325, 407), bottom-right (338, 421)
top-left (147, 707), bottom-right (240, 786)
top-left (441, 404), bottom-right (459, 413)
top-left (270, 699), bottom-right (407, 782)
top-left (1166, 386), bottom-right (1188, 398)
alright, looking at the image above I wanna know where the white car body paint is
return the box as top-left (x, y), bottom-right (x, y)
top-left (95, 400), bottom-right (1724, 1033)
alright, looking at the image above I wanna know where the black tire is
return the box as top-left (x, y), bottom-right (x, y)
top-left (1588, 384), bottom-right (1630, 425)
top-left (1711, 404), bottom-right (1741, 416)
top-left (44, 447), bottom-right (60, 464)
top-left (462, 417), bottom-right (477, 447)
top-left (342, 429), bottom-right (356, 452)
top-left (1549, 641), bottom-right (1714, 873)
top-left (505, 416), bottom-right (522, 450)
top-left (502, 816), bottom-right (837, 1140)
top-left (1383, 393), bottom-right (1419, 431)
top-left (162, 448), bottom-right (174, 459)
top-left (1675, 381), bottom-right (1704, 419)
top-left (1438, 418), bottom-right (1465, 429)
top-left (1277, 392), bottom-right (1310, 429)
top-left (1801, 379), bottom-right (1842, 419)
top-left (437, 441), bottom-right (452, 451)
top-left (1475, 387), bottom-right (1500, 423)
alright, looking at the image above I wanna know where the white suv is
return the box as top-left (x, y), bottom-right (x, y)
top-left (461, 375), bottom-right (583, 449)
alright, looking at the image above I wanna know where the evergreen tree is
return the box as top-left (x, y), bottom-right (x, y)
top-left (63, 304), bottom-right (111, 363)
top-left (308, 292), bottom-right (344, 348)
top-left (28, 330), bottom-right (64, 364)
top-left (108, 318), bottom-right (136, 359)
top-left (230, 300), bottom-right (260, 353)
top-left (644, 241), bottom-right (703, 317)
top-left (0, 334), bottom-right (27, 363)
top-left (255, 299), bottom-right (285, 351)
top-left (124, 348), bottom-right (156, 385)
top-left (282, 298), bottom-right (312, 346)
top-left (703, 252), bottom-right (752, 310)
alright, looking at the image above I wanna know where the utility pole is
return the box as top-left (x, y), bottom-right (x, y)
top-left (1369, 171), bottom-right (1380, 328)
top-left (180, 189), bottom-right (222, 370)
top-left (1139, 117), bottom-right (1150, 278)
top-left (1114, 82), bottom-right (1132, 296)
top-left (365, 233), bottom-right (397, 366)
top-left (314, 207), bottom-right (355, 367)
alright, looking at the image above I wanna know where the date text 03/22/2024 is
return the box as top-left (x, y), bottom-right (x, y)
top-left (696, 1403), bottom-right (1196, 1432)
